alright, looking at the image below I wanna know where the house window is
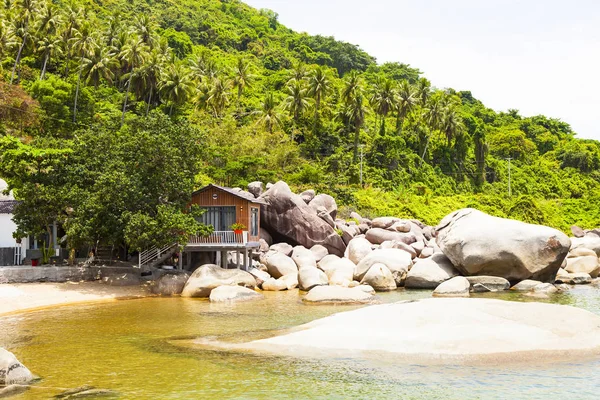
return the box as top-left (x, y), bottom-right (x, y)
top-left (251, 207), bottom-right (259, 236)
top-left (200, 207), bottom-right (236, 231)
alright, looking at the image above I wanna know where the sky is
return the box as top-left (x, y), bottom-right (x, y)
top-left (245, 0), bottom-right (600, 139)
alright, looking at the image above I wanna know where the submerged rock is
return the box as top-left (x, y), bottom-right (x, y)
top-left (436, 209), bottom-right (570, 283)
top-left (433, 276), bottom-right (470, 297)
top-left (465, 276), bottom-right (510, 292)
top-left (303, 286), bottom-right (375, 304)
top-left (209, 286), bottom-right (264, 303)
top-left (0, 348), bottom-right (33, 386)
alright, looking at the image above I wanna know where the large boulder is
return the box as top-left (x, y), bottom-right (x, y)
top-left (436, 209), bottom-right (570, 283)
top-left (380, 240), bottom-right (417, 259)
top-left (345, 237), bottom-right (373, 265)
top-left (209, 285), bottom-right (264, 302)
top-left (360, 263), bottom-right (397, 291)
top-left (354, 248), bottom-right (413, 286)
top-left (310, 245), bottom-right (329, 262)
top-left (433, 276), bottom-right (470, 297)
top-left (270, 243), bottom-right (293, 256)
top-left (260, 228), bottom-right (273, 246)
top-left (565, 256), bottom-right (600, 278)
top-left (181, 265), bottom-right (256, 298)
top-left (261, 277), bottom-right (288, 291)
top-left (365, 228), bottom-right (416, 245)
top-left (151, 272), bottom-right (190, 296)
top-left (303, 285), bottom-right (375, 304)
top-left (298, 267), bottom-right (328, 291)
top-left (300, 189), bottom-right (315, 204)
top-left (570, 236), bottom-right (600, 257)
top-left (326, 258), bottom-right (356, 287)
top-left (263, 252), bottom-right (298, 279)
top-left (371, 217), bottom-right (397, 229)
top-left (404, 253), bottom-right (459, 289)
top-left (308, 193), bottom-right (338, 219)
top-left (0, 348), bottom-right (33, 385)
top-left (248, 268), bottom-right (271, 287)
top-left (260, 181), bottom-right (346, 256)
top-left (247, 181), bottom-right (264, 198)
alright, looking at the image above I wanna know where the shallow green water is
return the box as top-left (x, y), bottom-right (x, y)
top-left (2, 287), bottom-right (600, 399)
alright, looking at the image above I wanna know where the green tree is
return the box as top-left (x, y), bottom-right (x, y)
top-left (159, 63), bottom-right (194, 116)
top-left (254, 92), bottom-right (282, 133)
top-left (10, 0), bottom-right (38, 83)
top-left (119, 35), bottom-right (148, 124)
top-left (231, 56), bottom-right (254, 104)
top-left (307, 65), bottom-right (331, 131)
top-left (369, 76), bottom-right (395, 136)
top-left (70, 21), bottom-right (96, 122)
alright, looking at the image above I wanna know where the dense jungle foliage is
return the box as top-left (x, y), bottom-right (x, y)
top-left (1, 0), bottom-right (600, 251)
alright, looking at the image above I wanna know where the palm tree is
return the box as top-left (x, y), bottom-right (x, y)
top-left (61, 0), bottom-right (84, 77)
top-left (441, 108), bottom-right (464, 147)
top-left (133, 14), bottom-right (154, 48)
top-left (416, 77), bottom-right (431, 106)
top-left (139, 49), bottom-right (164, 115)
top-left (0, 19), bottom-right (16, 61)
top-left (158, 63), bottom-right (194, 116)
top-left (36, 2), bottom-right (61, 37)
top-left (193, 81), bottom-right (211, 113)
top-left (119, 35), bottom-right (148, 124)
top-left (254, 93), bottom-right (282, 133)
top-left (307, 65), bottom-right (330, 129)
top-left (10, 0), bottom-right (38, 84)
top-left (231, 57), bottom-right (254, 103)
top-left (207, 77), bottom-right (229, 118)
top-left (288, 61), bottom-right (307, 83)
top-left (189, 51), bottom-right (218, 82)
top-left (282, 79), bottom-right (309, 140)
top-left (37, 35), bottom-right (63, 80)
top-left (395, 80), bottom-right (417, 134)
top-left (70, 21), bottom-right (97, 122)
top-left (369, 77), bottom-right (395, 136)
top-left (104, 12), bottom-right (123, 47)
top-left (341, 72), bottom-right (366, 163)
top-left (82, 46), bottom-right (117, 88)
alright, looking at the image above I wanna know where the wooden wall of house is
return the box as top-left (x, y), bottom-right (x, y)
top-left (190, 186), bottom-right (261, 242)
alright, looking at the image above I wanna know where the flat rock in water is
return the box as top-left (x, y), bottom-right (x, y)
top-left (209, 286), bottom-right (264, 302)
top-left (243, 298), bottom-right (600, 362)
top-left (465, 276), bottom-right (510, 292)
top-left (303, 286), bottom-right (376, 304)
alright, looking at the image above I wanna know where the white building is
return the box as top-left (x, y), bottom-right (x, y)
top-left (0, 179), bottom-right (27, 265)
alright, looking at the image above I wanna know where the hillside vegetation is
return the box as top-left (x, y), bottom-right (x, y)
top-left (1, 0), bottom-right (599, 252)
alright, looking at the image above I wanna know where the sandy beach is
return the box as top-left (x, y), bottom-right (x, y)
top-left (0, 282), bottom-right (151, 316)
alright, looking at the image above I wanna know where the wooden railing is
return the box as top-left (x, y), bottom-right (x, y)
top-left (188, 231), bottom-right (248, 245)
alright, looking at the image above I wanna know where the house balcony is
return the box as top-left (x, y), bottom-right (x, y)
top-left (186, 231), bottom-right (258, 250)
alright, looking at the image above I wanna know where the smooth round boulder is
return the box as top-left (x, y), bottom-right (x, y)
top-left (248, 268), bottom-right (271, 286)
top-left (303, 285), bottom-right (375, 304)
top-left (555, 270), bottom-right (592, 285)
top-left (436, 209), bottom-right (570, 283)
top-left (209, 285), bottom-right (264, 302)
top-left (360, 263), bottom-right (397, 291)
top-left (366, 228), bottom-right (417, 245)
top-left (310, 245), bottom-right (329, 262)
top-left (371, 217), bottom-right (397, 229)
top-left (300, 189), bottom-right (316, 204)
top-left (263, 252), bottom-right (298, 279)
top-left (308, 193), bottom-right (338, 219)
top-left (270, 243), bottom-right (294, 256)
top-left (151, 272), bottom-right (190, 296)
top-left (433, 276), bottom-right (470, 297)
top-left (292, 246), bottom-right (317, 270)
top-left (389, 221), bottom-right (411, 233)
top-left (280, 273), bottom-right (299, 289)
top-left (405, 253), bottom-right (459, 289)
top-left (380, 240), bottom-right (417, 259)
top-left (298, 267), bottom-right (328, 291)
top-left (181, 264), bottom-right (256, 298)
top-left (260, 228), bottom-right (273, 246)
top-left (565, 256), bottom-right (600, 278)
top-left (571, 225), bottom-right (585, 238)
top-left (327, 258), bottom-right (356, 287)
top-left (419, 247), bottom-right (434, 259)
top-left (568, 247), bottom-right (597, 258)
top-left (465, 276), bottom-right (510, 292)
top-left (345, 237), bottom-right (373, 265)
top-left (0, 348), bottom-right (33, 385)
top-left (511, 279), bottom-right (543, 292)
top-left (570, 236), bottom-right (600, 256)
top-left (261, 277), bottom-right (288, 291)
top-left (354, 248), bottom-right (413, 286)
top-left (247, 181), bottom-right (264, 198)
top-left (317, 254), bottom-right (341, 273)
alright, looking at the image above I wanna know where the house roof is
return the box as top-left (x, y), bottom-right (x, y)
top-left (192, 184), bottom-right (267, 205)
top-left (0, 200), bottom-right (19, 214)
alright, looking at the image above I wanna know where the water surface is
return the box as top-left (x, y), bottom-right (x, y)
top-left (1, 287), bottom-right (600, 399)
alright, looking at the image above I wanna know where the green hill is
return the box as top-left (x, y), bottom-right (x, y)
top-left (1, 0), bottom-right (599, 251)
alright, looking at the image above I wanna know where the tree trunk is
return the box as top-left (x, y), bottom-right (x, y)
top-left (73, 56), bottom-right (84, 123)
top-left (353, 124), bottom-right (360, 164)
top-left (10, 32), bottom-right (28, 84)
top-left (169, 103), bottom-right (174, 117)
top-left (40, 53), bottom-right (49, 80)
top-left (121, 73), bottom-right (132, 126)
top-left (420, 135), bottom-right (431, 166)
top-left (146, 86), bottom-right (153, 116)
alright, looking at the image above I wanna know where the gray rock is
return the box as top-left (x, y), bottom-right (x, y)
top-left (327, 259), bottom-right (355, 287)
top-left (436, 209), bottom-right (570, 283)
top-left (258, 238), bottom-right (270, 253)
top-left (405, 253), bottom-right (459, 289)
top-left (389, 220), bottom-right (411, 233)
top-left (355, 284), bottom-right (376, 294)
top-left (280, 273), bottom-right (299, 289)
top-left (380, 240), bottom-right (417, 258)
top-left (354, 248), bottom-right (413, 286)
top-left (419, 247), bottom-right (434, 258)
top-left (310, 245), bottom-right (329, 262)
top-left (410, 240), bottom-right (425, 257)
top-left (568, 247), bottom-right (597, 258)
top-left (532, 283), bottom-right (558, 294)
top-left (248, 268), bottom-right (271, 286)
top-left (300, 189), bottom-right (316, 204)
top-left (570, 236), bottom-right (600, 256)
top-left (317, 206), bottom-right (336, 228)
top-left (565, 255), bottom-right (600, 278)
top-left (555, 269), bottom-right (592, 285)
top-left (270, 243), bottom-right (293, 256)
top-left (181, 264), bottom-right (256, 298)
top-left (266, 182), bottom-right (274, 190)
top-left (260, 228), bottom-right (273, 246)
top-left (291, 246), bottom-right (317, 269)
top-left (571, 225), bottom-right (585, 238)
top-left (298, 267), bottom-right (328, 291)
top-left (261, 277), bottom-right (287, 291)
top-left (360, 263), bottom-right (397, 291)
top-left (309, 193), bottom-right (338, 219)
top-left (336, 222), bottom-right (357, 245)
top-left (371, 217), bottom-right (398, 229)
top-left (247, 181), bottom-right (264, 198)
top-left (365, 228), bottom-right (417, 245)
top-left (350, 211), bottom-right (363, 221)
top-left (0, 348), bottom-right (33, 386)
top-left (151, 272), bottom-right (190, 296)
top-left (303, 285), bottom-right (375, 304)
top-left (345, 237), bottom-right (373, 265)
top-left (263, 252), bottom-right (298, 279)
top-left (209, 285), bottom-right (264, 302)
top-left (465, 276), bottom-right (510, 292)
top-left (433, 276), bottom-right (470, 297)
top-left (260, 182), bottom-right (346, 256)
